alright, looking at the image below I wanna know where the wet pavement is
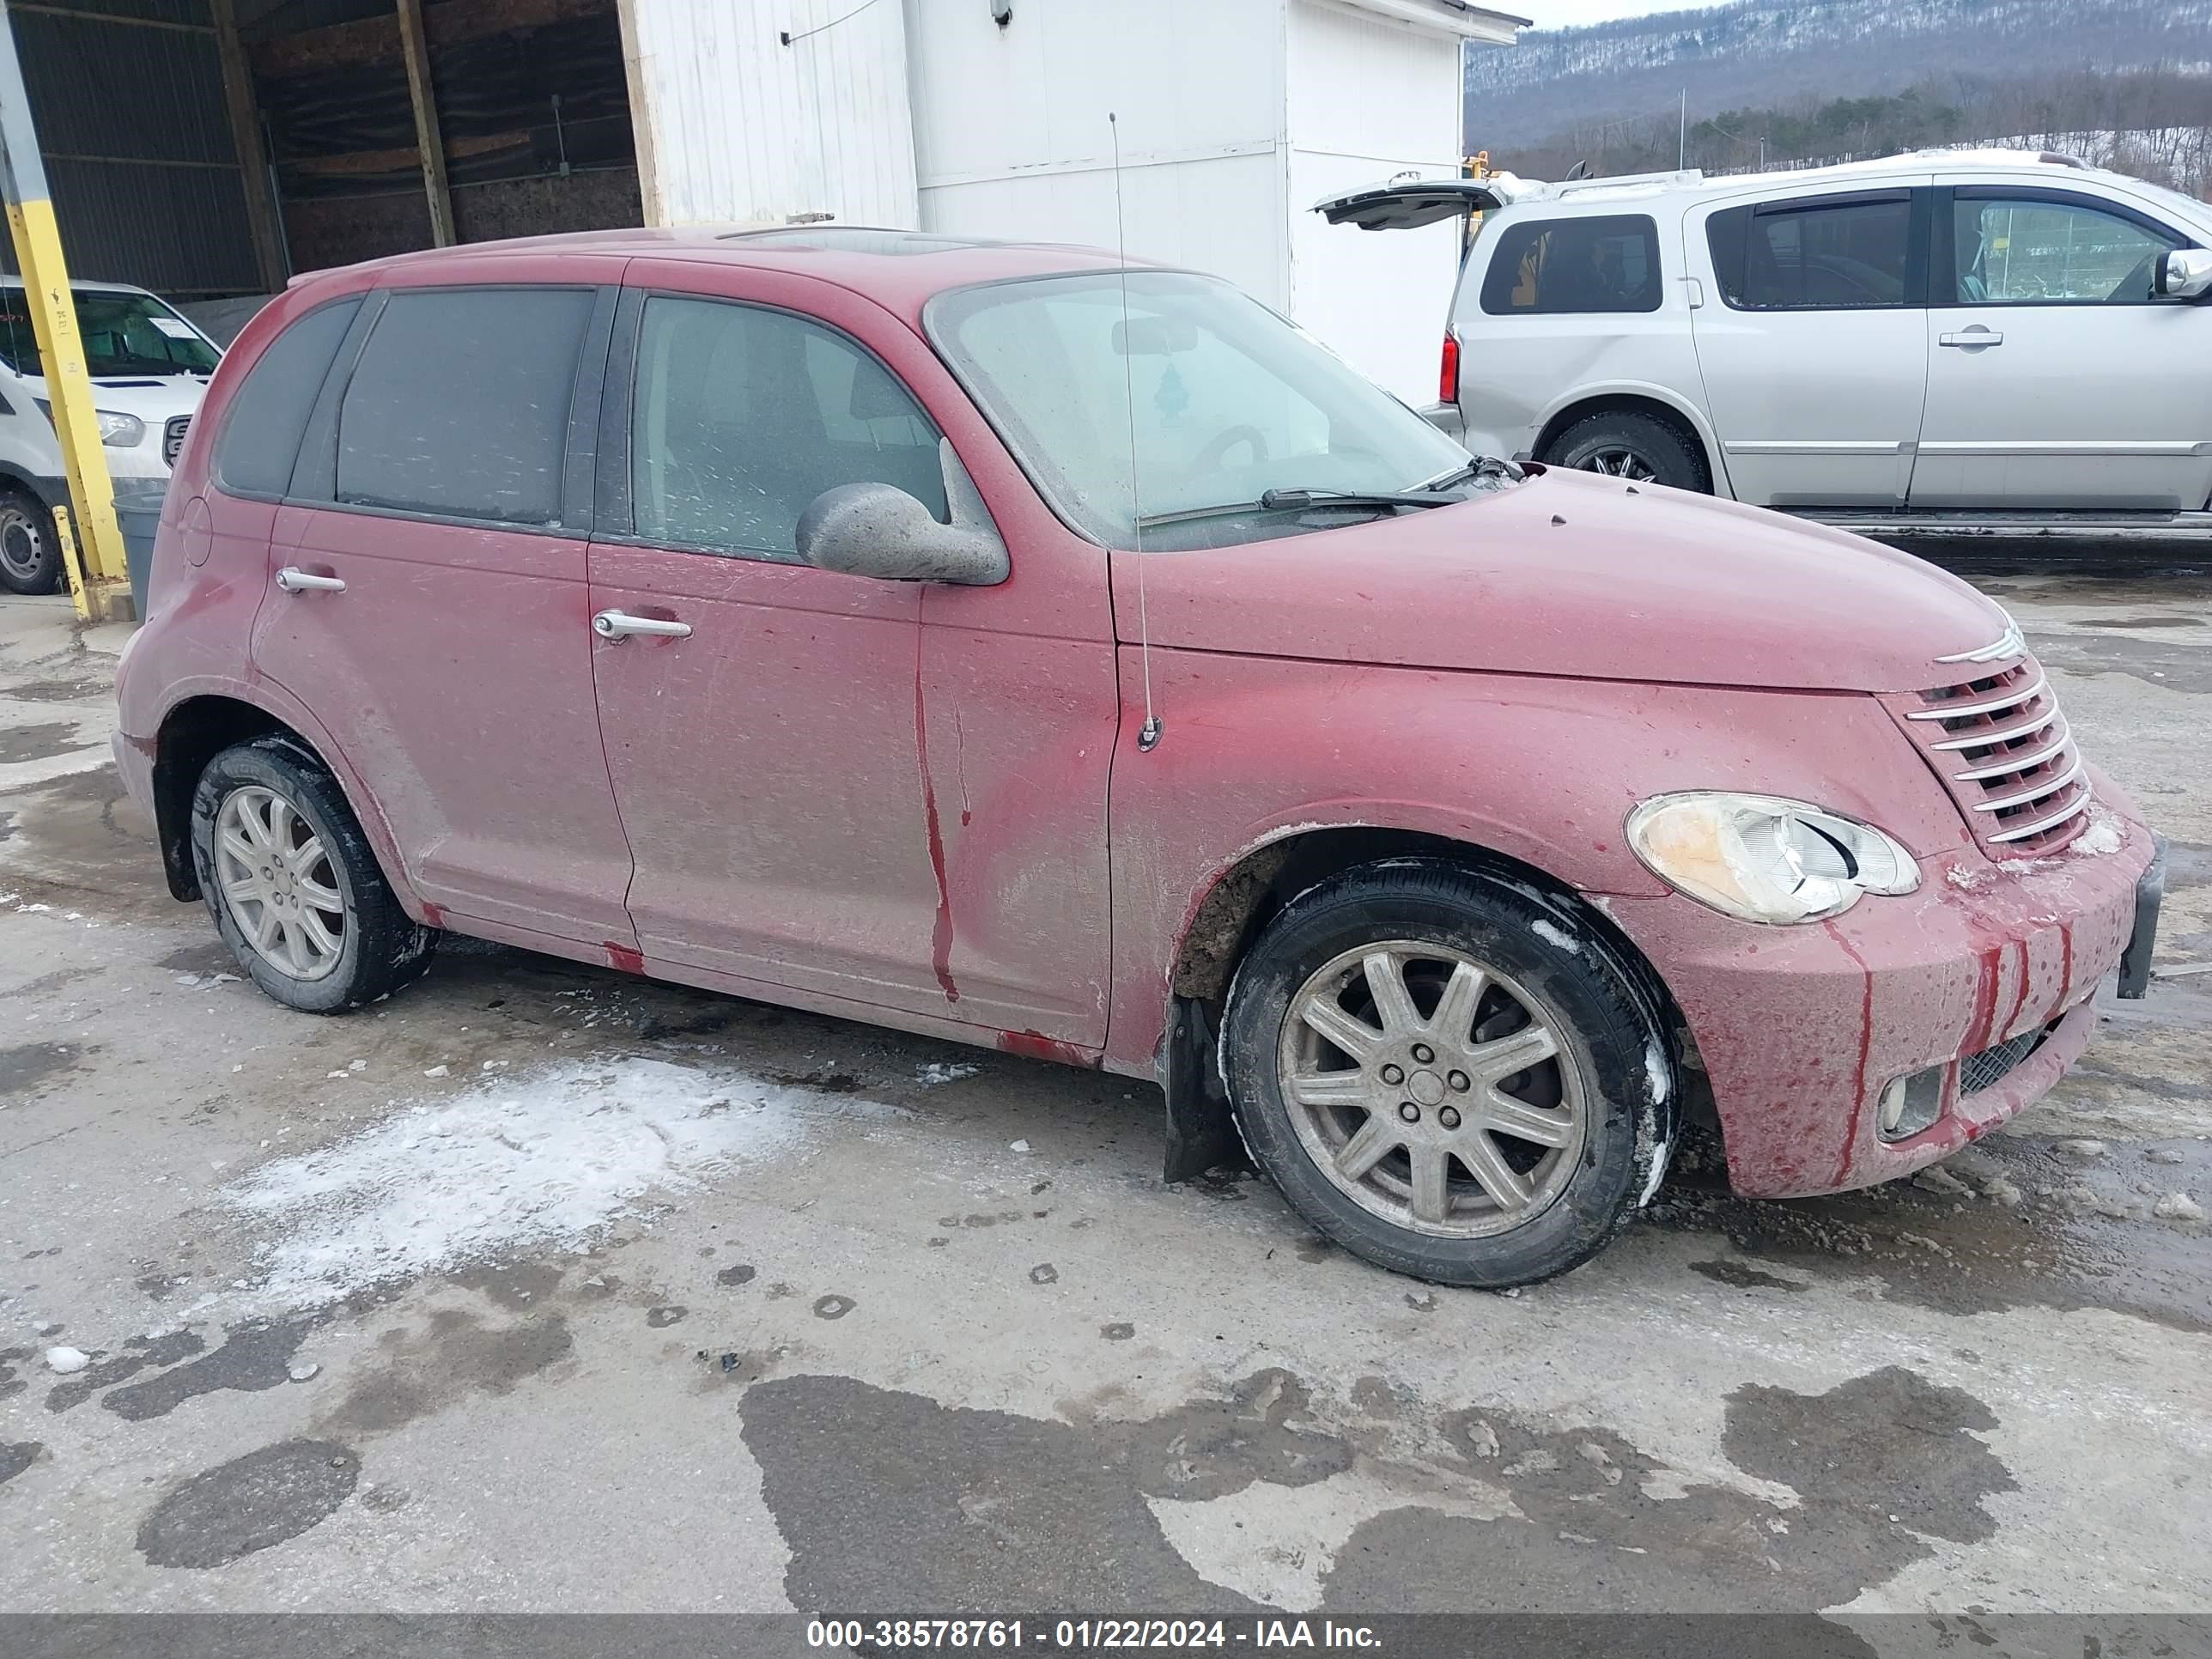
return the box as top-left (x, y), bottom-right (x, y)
top-left (0, 557), bottom-right (2208, 1628)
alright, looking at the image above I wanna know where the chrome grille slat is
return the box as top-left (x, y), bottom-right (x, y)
top-left (1971, 757), bottom-right (2084, 813)
top-left (1898, 649), bottom-right (2088, 856)
top-left (1928, 706), bottom-right (2062, 751)
top-left (1952, 725), bottom-right (2069, 781)
top-left (162, 415), bottom-right (190, 466)
top-left (1905, 672), bottom-right (2046, 721)
top-left (1987, 791), bottom-right (2093, 844)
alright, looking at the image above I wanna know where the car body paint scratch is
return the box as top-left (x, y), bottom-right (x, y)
top-left (915, 652), bottom-right (958, 1003)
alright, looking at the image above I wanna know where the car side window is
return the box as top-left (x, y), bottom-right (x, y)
top-left (1480, 215), bottom-right (1662, 315)
top-left (334, 286), bottom-right (595, 526)
top-left (1711, 195), bottom-right (1914, 310)
top-left (214, 298), bottom-right (361, 499)
top-left (629, 295), bottom-right (946, 561)
top-left (1950, 196), bottom-right (2180, 305)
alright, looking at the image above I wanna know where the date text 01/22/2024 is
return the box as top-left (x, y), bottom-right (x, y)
top-left (805, 1619), bottom-right (1382, 1650)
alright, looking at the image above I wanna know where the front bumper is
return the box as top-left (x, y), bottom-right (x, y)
top-left (1607, 766), bottom-right (2158, 1200)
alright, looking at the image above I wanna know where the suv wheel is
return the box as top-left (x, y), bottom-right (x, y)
top-left (1221, 860), bottom-right (1668, 1288)
top-left (1544, 411), bottom-right (1709, 492)
top-left (0, 490), bottom-right (59, 596)
top-left (191, 736), bottom-right (436, 1013)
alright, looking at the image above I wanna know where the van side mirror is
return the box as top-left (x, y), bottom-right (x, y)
top-left (2155, 247), bottom-right (2212, 301)
top-left (794, 439), bottom-right (1010, 586)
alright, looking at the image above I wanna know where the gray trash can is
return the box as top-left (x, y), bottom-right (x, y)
top-left (109, 480), bottom-right (168, 622)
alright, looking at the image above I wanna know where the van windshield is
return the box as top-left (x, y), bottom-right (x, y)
top-left (927, 270), bottom-right (1483, 550)
top-left (0, 288), bottom-right (219, 380)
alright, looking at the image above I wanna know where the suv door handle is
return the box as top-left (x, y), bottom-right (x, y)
top-left (1939, 330), bottom-right (2004, 348)
top-left (592, 608), bottom-right (692, 640)
top-left (275, 566), bottom-right (345, 593)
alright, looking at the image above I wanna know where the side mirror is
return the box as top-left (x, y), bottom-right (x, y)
top-left (794, 439), bottom-right (1010, 586)
top-left (2154, 246), bottom-right (2212, 301)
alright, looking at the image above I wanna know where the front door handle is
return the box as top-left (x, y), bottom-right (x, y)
top-left (1939, 330), bottom-right (2004, 348)
top-left (592, 608), bottom-right (692, 641)
top-left (275, 566), bottom-right (345, 593)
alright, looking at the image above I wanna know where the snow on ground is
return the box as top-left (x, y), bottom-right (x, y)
top-left (221, 1056), bottom-right (898, 1310)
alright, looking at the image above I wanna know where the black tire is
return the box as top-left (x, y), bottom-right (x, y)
top-left (0, 489), bottom-right (60, 596)
top-left (1543, 410), bottom-right (1710, 492)
top-left (1222, 860), bottom-right (1669, 1288)
top-left (190, 735), bottom-right (436, 1013)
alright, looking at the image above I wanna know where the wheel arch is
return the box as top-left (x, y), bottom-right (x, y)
top-left (1159, 824), bottom-right (1703, 1181)
top-left (151, 692), bottom-right (416, 915)
top-left (1531, 387), bottom-right (1728, 496)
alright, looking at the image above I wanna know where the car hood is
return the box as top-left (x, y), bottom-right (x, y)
top-left (1111, 468), bottom-right (2011, 694)
top-left (16, 372), bottom-right (209, 421)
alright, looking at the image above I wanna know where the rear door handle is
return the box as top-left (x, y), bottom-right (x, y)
top-left (1939, 330), bottom-right (2004, 348)
top-left (592, 608), bottom-right (692, 640)
top-left (275, 566), bottom-right (345, 593)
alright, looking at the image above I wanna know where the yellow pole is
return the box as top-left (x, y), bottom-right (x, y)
top-left (0, 0), bottom-right (130, 621)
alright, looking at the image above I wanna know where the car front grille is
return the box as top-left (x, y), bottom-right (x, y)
top-left (163, 415), bottom-right (190, 466)
top-left (1899, 653), bottom-right (2090, 855)
top-left (1960, 1022), bottom-right (2054, 1096)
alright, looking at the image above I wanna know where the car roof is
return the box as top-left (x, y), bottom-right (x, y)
top-left (1487, 149), bottom-right (2141, 214)
top-left (300, 225), bottom-right (1139, 321)
top-left (1, 276), bottom-right (162, 297)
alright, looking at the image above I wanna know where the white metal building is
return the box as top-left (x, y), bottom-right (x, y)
top-left (620, 0), bottom-right (1525, 403)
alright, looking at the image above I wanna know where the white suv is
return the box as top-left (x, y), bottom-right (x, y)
top-left (1319, 150), bottom-right (2212, 534)
top-left (0, 279), bottom-right (220, 594)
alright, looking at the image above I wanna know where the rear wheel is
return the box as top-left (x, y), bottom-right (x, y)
top-left (1543, 410), bottom-right (1709, 492)
top-left (191, 737), bottom-right (435, 1013)
top-left (1222, 860), bottom-right (1668, 1287)
top-left (0, 489), bottom-right (59, 596)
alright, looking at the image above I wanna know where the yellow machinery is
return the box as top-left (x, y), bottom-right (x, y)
top-left (0, 0), bottom-right (131, 622)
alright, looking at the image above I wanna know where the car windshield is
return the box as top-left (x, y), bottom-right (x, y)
top-left (927, 270), bottom-right (1482, 550)
top-left (0, 287), bottom-right (219, 380)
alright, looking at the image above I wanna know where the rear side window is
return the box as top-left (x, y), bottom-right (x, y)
top-left (1480, 216), bottom-right (1662, 314)
top-left (335, 288), bottom-right (594, 526)
top-left (214, 299), bottom-right (360, 498)
top-left (1711, 195), bottom-right (1915, 310)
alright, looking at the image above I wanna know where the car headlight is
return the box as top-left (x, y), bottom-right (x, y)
top-left (97, 410), bottom-right (145, 447)
top-left (1626, 792), bottom-right (1921, 925)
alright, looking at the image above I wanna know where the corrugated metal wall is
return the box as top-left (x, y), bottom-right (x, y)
top-left (3, 0), bottom-right (262, 295)
top-left (624, 0), bottom-right (918, 228)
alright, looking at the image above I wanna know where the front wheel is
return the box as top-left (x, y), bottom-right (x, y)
top-left (1543, 411), bottom-right (1709, 492)
top-left (0, 489), bottom-right (60, 595)
top-left (191, 736), bottom-right (436, 1013)
top-left (1222, 860), bottom-right (1670, 1287)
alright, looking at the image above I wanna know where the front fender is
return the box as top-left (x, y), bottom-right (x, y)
top-left (1101, 650), bottom-right (1968, 1075)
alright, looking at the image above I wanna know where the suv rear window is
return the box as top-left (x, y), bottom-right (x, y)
top-left (1480, 216), bottom-right (1662, 315)
top-left (1710, 195), bottom-right (1915, 310)
top-left (214, 298), bottom-right (361, 499)
top-left (334, 287), bottom-right (593, 526)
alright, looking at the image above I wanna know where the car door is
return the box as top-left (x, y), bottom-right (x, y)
top-left (1685, 184), bottom-right (1931, 507)
top-left (586, 261), bottom-right (1116, 1043)
top-left (251, 264), bottom-right (640, 951)
top-left (1913, 182), bottom-right (2212, 510)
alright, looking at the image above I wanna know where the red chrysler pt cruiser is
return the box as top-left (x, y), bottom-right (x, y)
top-left (113, 228), bottom-right (2163, 1286)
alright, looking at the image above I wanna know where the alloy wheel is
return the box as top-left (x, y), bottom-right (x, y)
top-left (215, 785), bottom-right (348, 981)
top-left (1576, 446), bottom-right (1658, 481)
top-left (1276, 941), bottom-right (1588, 1237)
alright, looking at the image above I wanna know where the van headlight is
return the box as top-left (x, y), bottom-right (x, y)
top-left (1626, 792), bottom-right (1921, 925)
top-left (97, 410), bottom-right (145, 447)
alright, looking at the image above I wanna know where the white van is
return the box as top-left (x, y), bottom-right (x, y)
top-left (1318, 150), bottom-right (2212, 536)
top-left (0, 279), bottom-right (220, 594)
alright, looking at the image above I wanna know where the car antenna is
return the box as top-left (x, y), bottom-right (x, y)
top-left (1110, 111), bottom-right (1164, 754)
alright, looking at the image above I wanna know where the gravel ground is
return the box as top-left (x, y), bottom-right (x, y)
top-left (0, 555), bottom-right (2206, 1627)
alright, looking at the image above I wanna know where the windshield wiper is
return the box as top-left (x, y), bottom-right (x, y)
top-left (1416, 454), bottom-right (1524, 490)
top-left (1137, 485), bottom-right (1456, 530)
